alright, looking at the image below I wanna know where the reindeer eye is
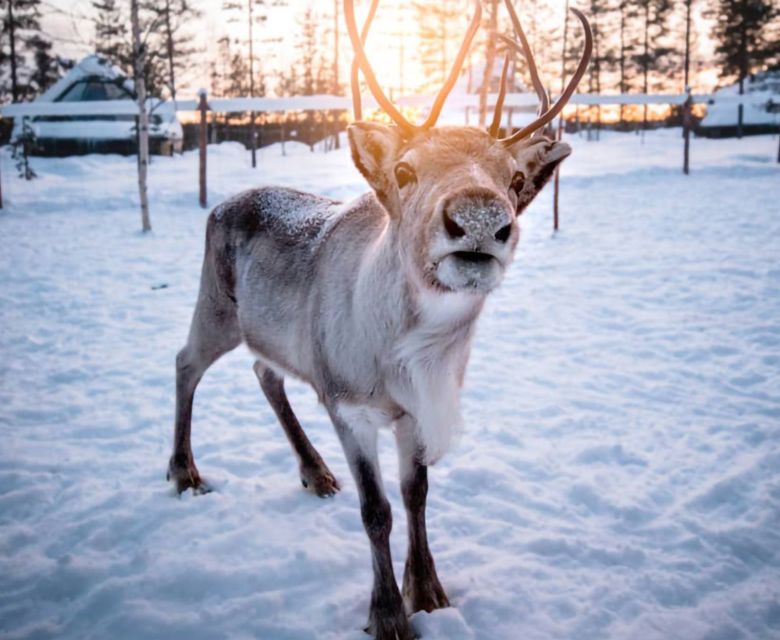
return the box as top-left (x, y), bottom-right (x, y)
top-left (394, 162), bottom-right (416, 189)
top-left (510, 171), bottom-right (525, 193)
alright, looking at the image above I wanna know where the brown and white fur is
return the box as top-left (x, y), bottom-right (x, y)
top-left (169, 123), bottom-right (571, 639)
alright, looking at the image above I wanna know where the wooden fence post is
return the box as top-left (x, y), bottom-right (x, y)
top-left (683, 89), bottom-right (692, 175)
top-left (553, 117), bottom-right (563, 232)
top-left (775, 101), bottom-right (780, 164)
top-left (198, 89), bottom-right (208, 208)
top-left (250, 109), bottom-right (257, 168)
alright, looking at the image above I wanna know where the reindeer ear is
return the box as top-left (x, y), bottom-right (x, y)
top-left (507, 137), bottom-right (571, 215)
top-left (348, 122), bottom-right (402, 201)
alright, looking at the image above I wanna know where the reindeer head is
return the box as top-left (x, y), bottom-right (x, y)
top-left (345, 0), bottom-right (591, 294)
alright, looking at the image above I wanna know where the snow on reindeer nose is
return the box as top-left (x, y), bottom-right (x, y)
top-left (441, 189), bottom-right (513, 245)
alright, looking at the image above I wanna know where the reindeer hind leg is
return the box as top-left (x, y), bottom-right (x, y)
top-left (254, 364), bottom-right (340, 497)
top-left (169, 237), bottom-right (241, 494)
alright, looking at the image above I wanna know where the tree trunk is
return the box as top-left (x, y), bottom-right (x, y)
top-left (593, 13), bottom-right (601, 141)
top-left (8, 0), bottom-right (18, 102)
top-left (642, 0), bottom-right (649, 132)
top-left (131, 0), bottom-right (151, 233)
top-left (333, 0), bottom-right (340, 149)
top-left (164, 0), bottom-right (177, 103)
top-left (737, 15), bottom-right (747, 140)
top-left (683, 0), bottom-right (692, 175)
top-left (248, 0), bottom-right (257, 167)
top-left (199, 91), bottom-right (207, 207)
top-left (553, 0), bottom-right (570, 230)
top-left (619, 1), bottom-right (626, 126)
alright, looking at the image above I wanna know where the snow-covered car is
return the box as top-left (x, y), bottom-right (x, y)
top-left (11, 54), bottom-right (183, 156)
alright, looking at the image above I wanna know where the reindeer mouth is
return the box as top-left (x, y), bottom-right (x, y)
top-left (451, 250), bottom-right (495, 265)
top-left (433, 250), bottom-right (502, 293)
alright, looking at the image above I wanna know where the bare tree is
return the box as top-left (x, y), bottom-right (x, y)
top-left (144, 0), bottom-right (201, 104)
top-left (131, 0), bottom-right (151, 232)
top-left (413, 0), bottom-right (463, 94)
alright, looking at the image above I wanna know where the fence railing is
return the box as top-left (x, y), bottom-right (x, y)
top-left (0, 91), bottom-right (723, 118)
top-left (1, 91), bottom-right (777, 214)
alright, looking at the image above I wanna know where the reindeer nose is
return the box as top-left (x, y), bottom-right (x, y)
top-left (442, 191), bottom-right (513, 243)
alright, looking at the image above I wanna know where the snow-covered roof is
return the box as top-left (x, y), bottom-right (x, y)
top-left (701, 70), bottom-right (780, 128)
top-left (36, 54), bottom-right (134, 103)
top-left (10, 54), bottom-right (181, 143)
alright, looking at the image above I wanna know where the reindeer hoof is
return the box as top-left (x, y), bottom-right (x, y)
top-left (365, 611), bottom-right (415, 640)
top-left (403, 564), bottom-right (450, 614)
top-left (366, 588), bottom-right (416, 640)
top-left (403, 580), bottom-right (449, 615)
top-left (167, 456), bottom-right (211, 495)
top-left (300, 463), bottom-right (340, 498)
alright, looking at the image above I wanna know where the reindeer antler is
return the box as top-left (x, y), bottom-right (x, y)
top-left (492, 3), bottom-right (592, 145)
top-left (344, 0), bottom-right (482, 135)
top-left (497, 0), bottom-right (549, 124)
top-left (489, 54), bottom-right (511, 137)
top-left (350, 0), bottom-right (378, 120)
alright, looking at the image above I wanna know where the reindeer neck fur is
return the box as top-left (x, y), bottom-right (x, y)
top-left (316, 191), bottom-right (485, 462)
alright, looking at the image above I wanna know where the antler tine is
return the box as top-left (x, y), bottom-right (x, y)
top-left (489, 54), bottom-right (511, 137)
top-left (344, 0), bottom-right (415, 134)
top-left (345, 0), bottom-right (481, 135)
top-left (350, 0), bottom-right (379, 120)
top-left (502, 0), bottom-right (549, 119)
top-left (497, 36), bottom-right (549, 120)
top-left (500, 7), bottom-right (592, 145)
top-left (420, 0), bottom-right (482, 130)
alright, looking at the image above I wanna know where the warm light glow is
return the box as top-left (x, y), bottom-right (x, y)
top-left (43, 0), bottom-right (723, 104)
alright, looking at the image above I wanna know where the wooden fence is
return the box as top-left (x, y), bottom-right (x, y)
top-left (0, 91), bottom-right (776, 217)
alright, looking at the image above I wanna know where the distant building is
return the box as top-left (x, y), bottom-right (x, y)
top-left (12, 55), bottom-right (182, 156)
top-left (698, 70), bottom-right (780, 138)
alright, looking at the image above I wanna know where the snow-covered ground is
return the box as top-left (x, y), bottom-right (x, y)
top-left (1, 130), bottom-right (779, 640)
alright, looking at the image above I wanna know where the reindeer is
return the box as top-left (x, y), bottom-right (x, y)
top-left (168, 1), bottom-right (591, 637)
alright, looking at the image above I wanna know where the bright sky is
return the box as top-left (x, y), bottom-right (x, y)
top-left (42, 0), bottom-right (718, 98)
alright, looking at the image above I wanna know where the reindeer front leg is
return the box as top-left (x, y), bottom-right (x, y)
top-left (327, 403), bottom-right (414, 640)
top-left (395, 416), bottom-right (449, 615)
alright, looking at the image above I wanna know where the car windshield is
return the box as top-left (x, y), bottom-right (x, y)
top-left (57, 79), bottom-right (131, 102)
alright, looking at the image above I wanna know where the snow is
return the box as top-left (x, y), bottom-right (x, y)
top-left (1, 130), bottom-right (779, 640)
top-left (701, 71), bottom-right (780, 128)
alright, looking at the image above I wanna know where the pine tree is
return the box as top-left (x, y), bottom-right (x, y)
top-left (515, 0), bottom-right (561, 85)
top-left (283, 5), bottom-right (333, 97)
top-left (144, 0), bottom-right (201, 102)
top-left (584, 0), bottom-right (616, 138)
top-left (478, 0), bottom-right (501, 128)
top-left (615, 0), bottom-right (639, 124)
top-left (710, 0), bottom-right (776, 81)
top-left (1, 0), bottom-right (42, 102)
top-left (228, 49), bottom-right (249, 96)
top-left (92, 0), bottom-right (168, 99)
top-left (299, 6), bottom-right (317, 96)
top-left (710, 0), bottom-right (776, 136)
top-left (413, 0), bottom-right (463, 94)
top-left (27, 33), bottom-right (63, 95)
top-left (92, 0), bottom-right (129, 66)
top-left (210, 35), bottom-right (232, 97)
top-left (630, 0), bottom-right (674, 129)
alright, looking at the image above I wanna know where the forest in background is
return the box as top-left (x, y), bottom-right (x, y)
top-left (0, 0), bottom-right (778, 120)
